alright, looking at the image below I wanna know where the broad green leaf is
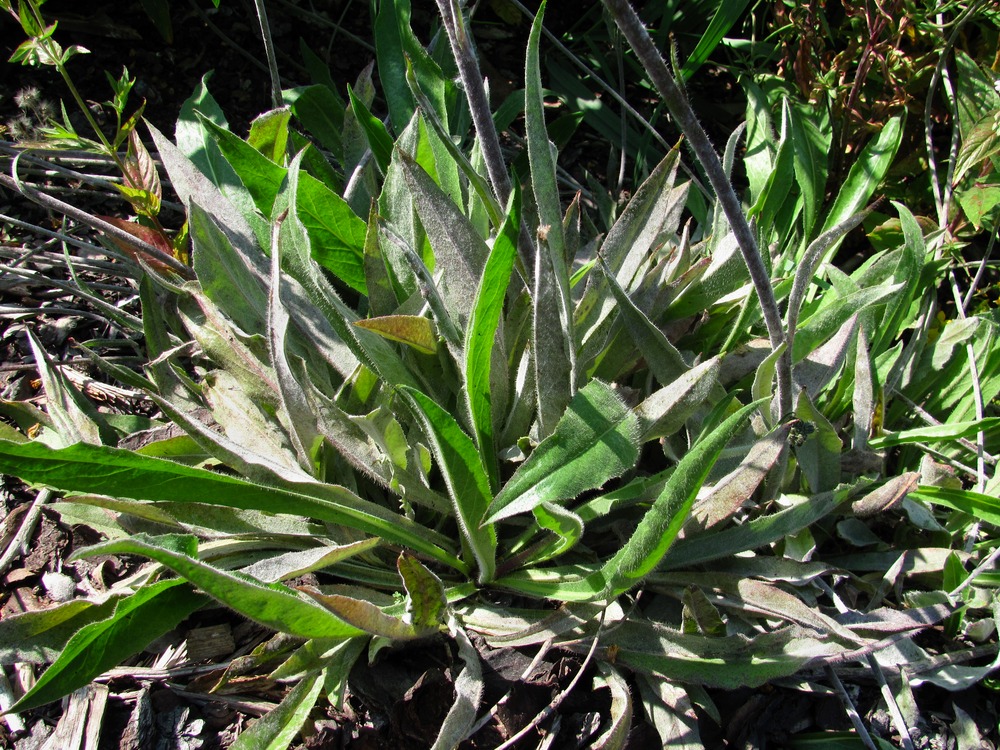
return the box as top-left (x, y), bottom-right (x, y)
top-left (201, 115), bottom-right (286, 217)
top-left (464, 186), bottom-right (520, 490)
top-left (742, 80), bottom-right (774, 206)
top-left (375, 0), bottom-right (424, 131)
top-left (399, 387), bottom-right (498, 583)
top-left (397, 553), bottom-right (447, 631)
top-left (793, 390), bottom-right (842, 493)
top-left (10, 579), bottom-right (206, 712)
top-left (793, 282), bottom-right (903, 362)
top-left (75, 535), bottom-right (366, 639)
top-left (787, 100), bottom-right (829, 239)
top-left (0, 439), bottom-right (465, 571)
top-left (282, 84), bottom-right (345, 158)
top-left (527, 1), bottom-right (574, 434)
top-left (296, 172), bottom-right (368, 296)
top-left (397, 149), bottom-right (489, 326)
top-left (175, 74), bottom-right (232, 184)
top-left (230, 668), bottom-right (325, 750)
top-left (277, 158), bottom-right (418, 388)
top-left (529, 501), bottom-right (585, 563)
top-left (239, 541), bottom-right (381, 585)
top-left (486, 379), bottom-right (640, 524)
top-left (354, 315), bottom-right (438, 354)
top-left (912, 486), bottom-right (1000, 529)
top-left (596, 257), bottom-right (689, 388)
top-left (748, 99), bottom-right (796, 241)
top-left (954, 49), bottom-right (1000, 140)
top-left (818, 115), bottom-right (903, 262)
top-left (348, 84), bottom-right (393, 175)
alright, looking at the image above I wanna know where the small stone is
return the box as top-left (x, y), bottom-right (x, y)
top-left (41, 571), bottom-right (76, 602)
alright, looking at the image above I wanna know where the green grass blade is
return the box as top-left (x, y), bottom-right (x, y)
top-left (10, 580), bottom-right (206, 712)
top-left (399, 387), bottom-right (498, 583)
top-left (485, 379), bottom-right (640, 524)
top-left (912, 485), bottom-right (1000, 528)
top-left (680, 0), bottom-right (754, 81)
top-left (465, 187), bottom-right (521, 490)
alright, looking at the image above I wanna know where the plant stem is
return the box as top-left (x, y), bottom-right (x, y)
top-left (251, 0), bottom-right (284, 111)
top-left (433, 0), bottom-right (511, 207)
top-left (601, 0), bottom-right (792, 417)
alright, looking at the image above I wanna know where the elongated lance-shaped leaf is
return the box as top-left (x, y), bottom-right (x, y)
top-left (277, 157), bottom-right (419, 389)
top-left (354, 315), bottom-right (438, 355)
top-left (634, 358), bottom-right (721, 442)
top-left (73, 534), bottom-right (366, 639)
top-left (398, 149), bottom-right (489, 328)
top-left (465, 187), bottom-right (520, 491)
top-left (486, 379), bottom-right (639, 524)
top-left (348, 84), bottom-right (393, 175)
top-left (817, 115), bottom-right (903, 266)
top-left (0, 439), bottom-right (466, 572)
top-left (399, 387), bottom-right (498, 583)
top-left (527, 1), bottom-right (575, 434)
top-left (9, 580), bottom-right (206, 713)
top-left (600, 399), bottom-right (762, 597)
top-left (269, 212), bottom-right (323, 476)
top-left (405, 58), bottom-right (504, 229)
top-left (230, 667), bottom-right (325, 750)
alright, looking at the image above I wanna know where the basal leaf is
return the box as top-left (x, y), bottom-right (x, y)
top-left (296, 172), bottom-right (368, 296)
top-left (74, 535), bottom-right (366, 639)
top-left (297, 587), bottom-right (426, 640)
top-left (634, 358), bottom-right (721, 442)
top-left (601, 400), bottom-right (761, 597)
top-left (486, 379), bottom-right (640, 524)
top-left (283, 84), bottom-right (345, 158)
top-left (399, 387), bottom-right (498, 583)
top-left (10, 579), bottom-right (206, 712)
top-left (230, 668), bottom-right (325, 750)
top-left (0, 439), bottom-right (465, 571)
top-left (247, 106), bottom-right (292, 163)
top-left (465, 186), bottom-right (520, 490)
top-left (348, 84), bottom-right (393, 175)
top-left (397, 553), bottom-right (447, 631)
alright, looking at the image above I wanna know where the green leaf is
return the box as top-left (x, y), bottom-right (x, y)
top-left (527, 0), bottom-right (574, 435)
top-left (680, 0), bottom-right (754, 80)
top-left (601, 400), bottom-right (761, 597)
top-left (660, 485), bottom-right (857, 569)
top-left (818, 115), bottom-right (903, 261)
top-left (397, 553), bottom-right (447, 631)
top-left (912, 486), bottom-right (1000, 529)
top-left (282, 84), bottom-right (345, 159)
top-left (294, 592), bottom-right (416, 640)
top-left (10, 580), bottom-right (206, 712)
top-left (354, 315), bottom-right (438, 354)
top-left (0, 439), bottom-right (465, 572)
top-left (399, 387), bottom-right (498, 583)
top-left (634, 358), bottom-right (721, 442)
top-left (230, 668), bottom-right (325, 750)
top-left (200, 114), bottom-right (286, 217)
top-left (296, 172), bottom-right (368, 296)
top-left (0, 596), bottom-right (122, 665)
top-left (248, 107), bottom-right (292, 163)
top-left (348, 84), bottom-right (393, 175)
top-left (397, 149), bottom-right (489, 326)
top-left (465, 187), bottom-right (520, 490)
top-left (75, 535), bottom-right (366, 639)
top-left (486, 379), bottom-right (640, 523)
